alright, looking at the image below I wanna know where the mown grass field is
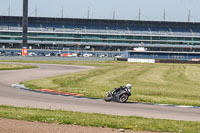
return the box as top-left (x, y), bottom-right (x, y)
top-left (0, 105), bottom-right (199, 133)
top-left (0, 64), bottom-right (37, 71)
top-left (13, 60), bottom-right (200, 107)
top-left (0, 60), bottom-right (200, 132)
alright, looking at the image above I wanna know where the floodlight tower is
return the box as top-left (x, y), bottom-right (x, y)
top-left (22, 0), bottom-right (28, 48)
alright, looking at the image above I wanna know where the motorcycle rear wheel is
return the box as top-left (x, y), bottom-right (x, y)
top-left (119, 94), bottom-right (129, 103)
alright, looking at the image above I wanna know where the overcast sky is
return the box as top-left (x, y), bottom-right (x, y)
top-left (1, 0), bottom-right (200, 22)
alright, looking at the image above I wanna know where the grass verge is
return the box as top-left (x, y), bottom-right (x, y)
top-left (0, 105), bottom-right (199, 133)
top-left (1, 60), bottom-right (200, 107)
top-left (0, 64), bottom-right (38, 71)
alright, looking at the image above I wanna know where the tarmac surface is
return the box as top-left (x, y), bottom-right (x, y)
top-left (0, 62), bottom-right (200, 122)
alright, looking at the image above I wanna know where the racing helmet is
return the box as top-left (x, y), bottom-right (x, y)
top-left (126, 84), bottom-right (132, 88)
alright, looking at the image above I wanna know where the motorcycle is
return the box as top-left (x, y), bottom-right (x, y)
top-left (104, 86), bottom-right (131, 103)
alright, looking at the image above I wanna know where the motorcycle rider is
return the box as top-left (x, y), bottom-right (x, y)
top-left (104, 84), bottom-right (132, 102)
top-left (113, 84), bottom-right (132, 95)
top-left (125, 84), bottom-right (132, 94)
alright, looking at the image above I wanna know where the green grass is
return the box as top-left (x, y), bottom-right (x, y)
top-left (20, 61), bottom-right (200, 107)
top-left (0, 64), bottom-right (38, 71)
top-left (0, 105), bottom-right (199, 133)
top-left (1, 60), bottom-right (200, 106)
top-left (0, 60), bottom-right (200, 132)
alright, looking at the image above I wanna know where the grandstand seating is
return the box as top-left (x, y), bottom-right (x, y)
top-left (1, 16), bottom-right (200, 51)
top-left (1, 19), bottom-right (200, 37)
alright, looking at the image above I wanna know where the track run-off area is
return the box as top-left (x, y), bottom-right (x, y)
top-left (0, 62), bottom-right (200, 122)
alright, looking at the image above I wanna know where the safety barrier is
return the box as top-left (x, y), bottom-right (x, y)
top-left (128, 58), bottom-right (155, 63)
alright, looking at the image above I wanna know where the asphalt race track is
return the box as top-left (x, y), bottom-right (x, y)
top-left (0, 62), bottom-right (200, 122)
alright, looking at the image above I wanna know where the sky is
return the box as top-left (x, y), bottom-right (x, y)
top-left (1, 0), bottom-right (200, 22)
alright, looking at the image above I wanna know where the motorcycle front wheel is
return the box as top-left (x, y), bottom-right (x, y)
top-left (104, 93), bottom-right (112, 102)
top-left (119, 94), bottom-right (129, 103)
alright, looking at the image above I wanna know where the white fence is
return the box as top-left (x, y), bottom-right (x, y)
top-left (128, 58), bottom-right (155, 63)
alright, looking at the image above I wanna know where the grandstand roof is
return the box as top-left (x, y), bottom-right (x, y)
top-left (1, 15), bottom-right (200, 28)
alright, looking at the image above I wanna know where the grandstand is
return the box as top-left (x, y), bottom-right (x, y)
top-left (1, 16), bottom-right (200, 51)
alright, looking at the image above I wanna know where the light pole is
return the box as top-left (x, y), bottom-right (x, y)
top-left (22, 0), bottom-right (28, 49)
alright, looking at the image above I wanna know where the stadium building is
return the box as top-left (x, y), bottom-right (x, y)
top-left (1, 16), bottom-right (200, 52)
